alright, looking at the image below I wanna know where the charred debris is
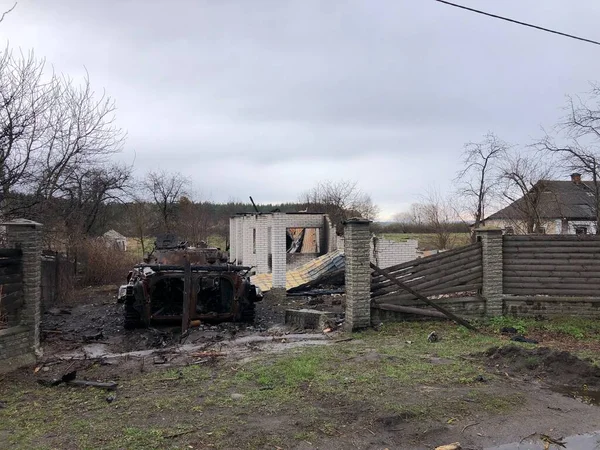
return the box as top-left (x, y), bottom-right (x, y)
top-left (118, 234), bottom-right (263, 332)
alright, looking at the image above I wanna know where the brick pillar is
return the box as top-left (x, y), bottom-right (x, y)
top-left (236, 217), bottom-right (244, 264)
top-left (344, 218), bottom-right (372, 331)
top-left (271, 213), bottom-right (287, 289)
top-left (229, 217), bottom-right (236, 262)
top-left (255, 215), bottom-right (270, 274)
top-left (4, 219), bottom-right (43, 356)
top-left (476, 228), bottom-right (504, 317)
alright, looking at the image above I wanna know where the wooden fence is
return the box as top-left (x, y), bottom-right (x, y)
top-left (504, 235), bottom-right (600, 297)
top-left (0, 248), bottom-right (23, 328)
top-left (371, 242), bottom-right (483, 306)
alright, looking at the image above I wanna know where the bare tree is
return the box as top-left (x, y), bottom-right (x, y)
top-left (0, 3), bottom-right (16, 24)
top-left (539, 86), bottom-right (600, 233)
top-left (0, 49), bottom-right (57, 216)
top-left (144, 170), bottom-right (189, 232)
top-left (127, 197), bottom-right (153, 257)
top-left (419, 189), bottom-right (457, 250)
top-left (499, 152), bottom-right (555, 234)
top-left (36, 73), bottom-right (126, 201)
top-left (300, 179), bottom-right (378, 233)
top-left (455, 132), bottom-right (506, 241)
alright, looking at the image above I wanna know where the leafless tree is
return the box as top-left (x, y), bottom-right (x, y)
top-left (36, 73), bottom-right (126, 201)
top-left (419, 189), bottom-right (457, 250)
top-left (175, 195), bottom-right (214, 245)
top-left (127, 196), bottom-right (153, 257)
top-left (538, 86), bottom-right (600, 233)
top-left (0, 3), bottom-right (16, 24)
top-left (144, 170), bottom-right (189, 232)
top-left (0, 49), bottom-right (57, 216)
top-left (498, 152), bottom-right (555, 234)
top-left (455, 132), bottom-right (507, 241)
top-left (300, 179), bottom-right (378, 233)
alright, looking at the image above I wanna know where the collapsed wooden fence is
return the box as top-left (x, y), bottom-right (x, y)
top-left (504, 235), bottom-right (600, 297)
top-left (371, 241), bottom-right (483, 309)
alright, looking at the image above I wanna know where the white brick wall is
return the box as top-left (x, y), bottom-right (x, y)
top-left (370, 236), bottom-right (418, 269)
top-left (229, 213), bottom-right (341, 289)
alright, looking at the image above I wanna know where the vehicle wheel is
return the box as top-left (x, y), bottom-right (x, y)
top-left (124, 301), bottom-right (142, 329)
top-left (239, 301), bottom-right (256, 323)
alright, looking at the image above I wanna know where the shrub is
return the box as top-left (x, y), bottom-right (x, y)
top-left (77, 238), bottom-right (140, 286)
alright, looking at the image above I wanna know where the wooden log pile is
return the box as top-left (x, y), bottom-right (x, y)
top-left (504, 235), bottom-right (600, 296)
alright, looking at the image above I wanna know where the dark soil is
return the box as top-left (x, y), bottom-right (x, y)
top-left (41, 285), bottom-right (345, 357)
top-left (485, 344), bottom-right (600, 388)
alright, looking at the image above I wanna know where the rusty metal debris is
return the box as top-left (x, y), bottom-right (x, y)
top-left (118, 235), bottom-right (263, 331)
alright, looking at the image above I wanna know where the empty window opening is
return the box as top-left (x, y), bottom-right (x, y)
top-left (575, 226), bottom-right (588, 235)
top-left (252, 228), bottom-right (256, 254)
top-left (286, 228), bottom-right (320, 253)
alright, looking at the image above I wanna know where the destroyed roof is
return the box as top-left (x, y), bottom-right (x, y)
top-left (251, 250), bottom-right (345, 292)
top-left (103, 229), bottom-right (126, 240)
top-left (485, 180), bottom-right (596, 221)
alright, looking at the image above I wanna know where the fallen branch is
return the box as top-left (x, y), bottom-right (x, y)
top-left (66, 380), bottom-right (118, 391)
top-left (190, 351), bottom-right (226, 358)
top-left (462, 422), bottom-right (479, 433)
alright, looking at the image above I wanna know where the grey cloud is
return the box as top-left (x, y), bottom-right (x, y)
top-left (3, 0), bottom-right (600, 217)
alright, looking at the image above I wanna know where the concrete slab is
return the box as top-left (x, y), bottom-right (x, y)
top-left (285, 309), bottom-right (334, 330)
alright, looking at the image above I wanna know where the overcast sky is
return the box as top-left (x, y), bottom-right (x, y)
top-left (2, 0), bottom-right (600, 219)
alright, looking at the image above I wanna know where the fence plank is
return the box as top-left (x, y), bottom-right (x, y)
top-left (503, 264), bottom-right (600, 273)
top-left (374, 283), bottom-right (482, 303)
top-left (503, 255), bottom-right (600, 263)
top-left (0, 249), bottom-right (22, 258)
top-left (504, 275), bottom-right (600, 284)
top-left (505, 287), bottom-right (600, 296)
top-left (370, 263), bottom-right (477, 330)
top-left (504, 246), bottom-right (600, 254)
top-left (0, 258), bottom-right (22, 267)
top-left (372, 266), bottom-right (482, 297)
top-left (0, 274), bottom-right (23, 284)
top-left (505, 235), bottom-right (600, 242)
top-left (372, 258), bottom-right (482, 293)
top-left (375, 303), bottom-right (447, 318)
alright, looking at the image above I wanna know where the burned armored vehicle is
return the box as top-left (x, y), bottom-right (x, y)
top-left (119, 235), bottom-right (262, 330)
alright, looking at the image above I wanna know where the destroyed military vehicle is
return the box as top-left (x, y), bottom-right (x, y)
top-left (118, 234), bottom-right (263, 329)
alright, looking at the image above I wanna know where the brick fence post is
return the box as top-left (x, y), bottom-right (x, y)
top-left (344, 218), bottom-right (372, 331)
top-left (4, 219), bottom-right (43, 356)
top-left (476, 228), bottom-right (504, 317)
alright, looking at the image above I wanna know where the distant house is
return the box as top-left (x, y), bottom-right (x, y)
top-left (483, 173), bottom-right (597, 235)
top-left (102, 229), bottom-right (127, 251)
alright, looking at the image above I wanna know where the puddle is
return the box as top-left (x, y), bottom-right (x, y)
top-left (486, 431), bottom-right (600, 449)
top-left (550, 385), bottom-right (600, 406)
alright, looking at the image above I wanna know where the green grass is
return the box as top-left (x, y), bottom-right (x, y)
top-left (0, 320), bottom-right (568, 449)
top-left (486, 316), bottom-right (600, 340)
top-left (382, 233), bottom-right (471, 250)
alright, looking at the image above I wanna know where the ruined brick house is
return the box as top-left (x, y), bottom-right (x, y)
top-left (483, 173), bottom-right (598, 235)
top-left (229, 212), bottom-right (418, 290)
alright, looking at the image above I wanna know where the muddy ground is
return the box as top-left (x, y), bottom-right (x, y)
top-left (41, 285), bottom-right (344, 355)
top-left (3, 287), bottom-right (600, 449)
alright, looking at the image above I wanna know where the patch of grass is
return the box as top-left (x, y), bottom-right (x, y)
top-left (485, 316), bottom-right (600, 340)
top-left (0, 321), bottom-right (527, 449)
top-left (488, 316), bottom-right (530, 334)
